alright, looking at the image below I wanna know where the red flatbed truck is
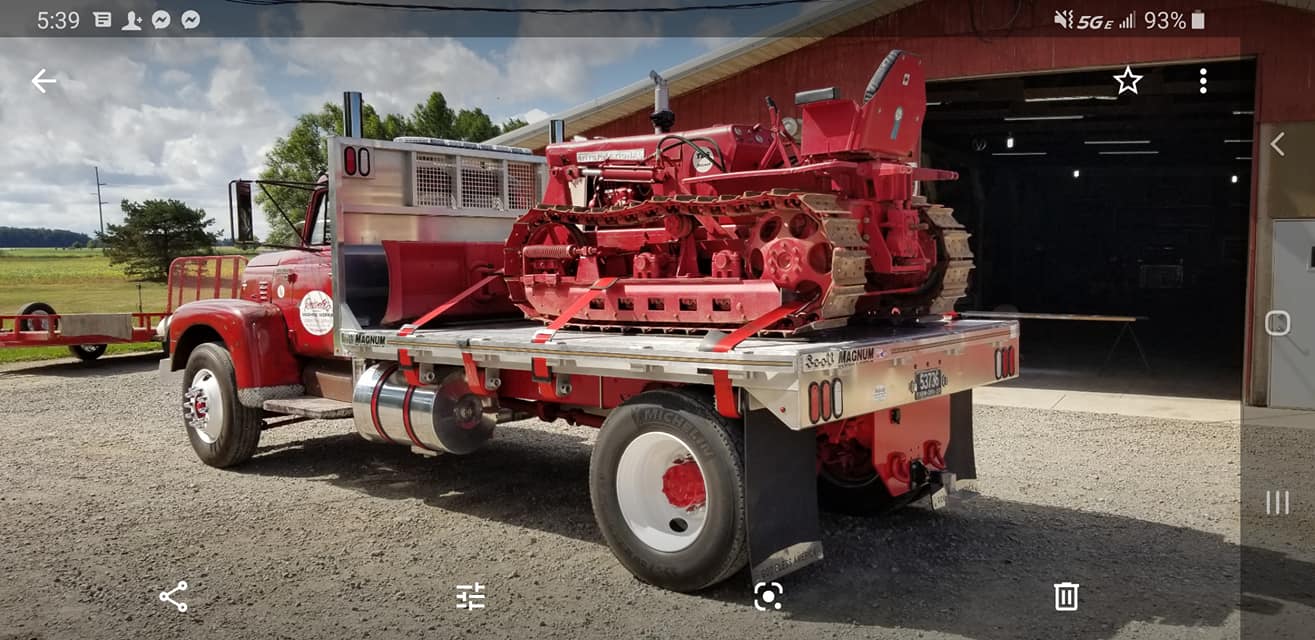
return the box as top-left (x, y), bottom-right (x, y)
top-left (160, 134), bottom-right (1019, 592)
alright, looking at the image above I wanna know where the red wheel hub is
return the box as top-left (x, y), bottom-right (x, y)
top-left (661, 458), bottom-right (706, 510)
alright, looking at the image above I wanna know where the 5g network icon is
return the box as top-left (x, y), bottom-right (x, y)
top-left (753, 581), bottom-right (784, 611)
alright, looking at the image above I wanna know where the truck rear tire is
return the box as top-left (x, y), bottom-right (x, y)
top-left (182, 343), bottom-right (263, 468)
top-left (68, 344), bottom-right (107, 361)
top-left (589, 389), bottom-right (748, 592)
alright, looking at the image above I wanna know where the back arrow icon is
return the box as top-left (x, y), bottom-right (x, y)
top-left (31, 69), bottom-right (56, 94)
top-left (1270, 131), bottom-right (1286, 157)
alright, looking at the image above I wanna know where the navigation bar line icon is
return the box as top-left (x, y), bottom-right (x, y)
top-left (1265, 490), bottom-right (1290, 515)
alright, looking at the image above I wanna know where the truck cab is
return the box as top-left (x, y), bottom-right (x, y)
top-left (160, 137), bottom-right (540, 467)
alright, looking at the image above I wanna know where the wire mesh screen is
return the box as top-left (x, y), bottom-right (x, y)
top-left (507, 161), bottom-right (542, 209)
top-left (460, 157), bottom-right (504, 209)
top-left (415, 152), bottom-right (457, 207)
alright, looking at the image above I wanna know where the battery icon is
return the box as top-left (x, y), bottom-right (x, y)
top-left (1191, 10), bottom-right (1205, 29)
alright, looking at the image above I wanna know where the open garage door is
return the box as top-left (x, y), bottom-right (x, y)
top-left (922, 60), bottom-right (1255, 399)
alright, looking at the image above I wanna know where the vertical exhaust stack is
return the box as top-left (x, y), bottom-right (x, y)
top-left (343, 91), bottom-right (364, 138)
top-left (649, 70), bottom-right (675, 134)
top-left (549, 119), bottom-right (567, 145)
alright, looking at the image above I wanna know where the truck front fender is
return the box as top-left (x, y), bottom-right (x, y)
top-left (166, 299), bottom-right (303, 407)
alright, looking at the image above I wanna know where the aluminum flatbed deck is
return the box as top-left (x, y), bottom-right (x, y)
top-left (339, 318), bottom-right (1019, 429)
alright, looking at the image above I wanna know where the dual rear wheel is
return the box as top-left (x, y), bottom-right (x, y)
top-left (590, 389), bottom-right (749, 592)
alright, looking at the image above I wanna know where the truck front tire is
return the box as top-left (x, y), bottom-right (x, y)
top-left (589, 389), bottom-right (748, 592)
top-left (182, 343), bottom-right (263, 468)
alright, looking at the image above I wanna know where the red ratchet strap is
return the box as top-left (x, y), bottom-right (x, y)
top-left (709, 302), bottom-right (804, 419)
top-left (396, 273), bottom-right (501, 386)
top-left (530, 277), bottom-right (619, 398)
top-left (461, 351), bottom-right (491, 397)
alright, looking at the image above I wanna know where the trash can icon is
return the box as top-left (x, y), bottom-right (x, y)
top-left (1054, 582), bottom-right (1079, 611)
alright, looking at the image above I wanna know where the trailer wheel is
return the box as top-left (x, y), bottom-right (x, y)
top-left (590, 389), bottom-right (748, 592)
top-left (16, 302), bottom-right (56, 332)
top-left (68, 344), bottom-right (107, 361)
top-left (182, 343), bottom-right (263, 468)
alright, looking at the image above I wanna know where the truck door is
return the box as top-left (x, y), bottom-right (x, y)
top-left (280, 188), bottom-right (336, 358)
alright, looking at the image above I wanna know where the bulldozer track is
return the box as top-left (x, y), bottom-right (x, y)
top-left (912, 194), bottom-right (974, 315)
top-left (516, 190), bottom-right (973, 333)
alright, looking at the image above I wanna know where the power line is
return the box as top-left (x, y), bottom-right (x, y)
top-left (224, 0), bottom-right (831, 14)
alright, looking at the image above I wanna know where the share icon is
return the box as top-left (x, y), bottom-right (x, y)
top-left (158, 580), bottom-right (188, 613)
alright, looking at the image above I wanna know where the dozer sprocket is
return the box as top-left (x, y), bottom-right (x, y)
top-left (508, 189), bottom-right (962, 335)
top-left (910, 195), bottom-right (974, 315)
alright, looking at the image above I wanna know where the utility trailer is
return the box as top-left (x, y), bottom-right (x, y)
top-left (1, 255), bottom-right (246, 361)
top-left (162, 135), bottom-right (1019, 592)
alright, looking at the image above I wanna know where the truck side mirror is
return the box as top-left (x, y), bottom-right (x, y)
top-left (232, 180), bottom-right (256, 245)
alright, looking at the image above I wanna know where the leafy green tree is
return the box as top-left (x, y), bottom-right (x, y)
top-left (452, 108), bottom-right (500, 142)
top-left (99, 199), bottom-right (218, 281)
top-left (257, 92), bottom-right (531, 243)
top-left (501, 117), bottom-right (528, 134)
top-left (409, 93), bottom-right (455, 139)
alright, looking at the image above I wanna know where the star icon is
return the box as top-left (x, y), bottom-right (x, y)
top-left (1113, 65), bottom-right (1143, 95)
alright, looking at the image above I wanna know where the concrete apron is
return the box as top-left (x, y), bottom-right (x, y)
top-left (975, 386), bottom-right (1251, 424)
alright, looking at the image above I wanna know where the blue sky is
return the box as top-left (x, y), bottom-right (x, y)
top-left (0, 36), bottom-right (732, 238)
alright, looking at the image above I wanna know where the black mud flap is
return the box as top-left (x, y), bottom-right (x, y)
top-left (944, 390), bottom-right (976, 482)
top-left (743, 406), bottom-right (823, 584)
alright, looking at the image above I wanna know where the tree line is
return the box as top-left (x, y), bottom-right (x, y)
top-left (0, 226), bottom-right (91, 248)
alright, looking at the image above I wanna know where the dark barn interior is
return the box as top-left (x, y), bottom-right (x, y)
top-left (921, 60), bottom-right (1256, 398)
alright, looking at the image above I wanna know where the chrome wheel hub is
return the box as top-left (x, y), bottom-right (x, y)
top-left (184, 368), bottom-right (224, 443)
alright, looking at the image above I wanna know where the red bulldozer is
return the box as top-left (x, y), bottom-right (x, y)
top-left (505, 50), bottom-right (973, 336)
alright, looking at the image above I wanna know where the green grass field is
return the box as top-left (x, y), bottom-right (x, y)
top-left (0, 248), bottom-right (242, 363)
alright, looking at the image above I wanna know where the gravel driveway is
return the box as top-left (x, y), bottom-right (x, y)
top-left (0, 353), bottom-right (1273, 639)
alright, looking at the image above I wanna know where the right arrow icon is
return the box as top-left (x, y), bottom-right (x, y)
top-left (1270, 131), bottom-right (1286, 157)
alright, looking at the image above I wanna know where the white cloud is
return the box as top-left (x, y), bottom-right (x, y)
top-left (520, 108), bottom-right (550, 124)
top-left (272, 36), bottom-right (664, 123)
top-left (159, 69), bottom-right (191, 86)
top-left (0, 38), bottom-right (291, 238)
top-left (0, 35), bottom-right (677, 241)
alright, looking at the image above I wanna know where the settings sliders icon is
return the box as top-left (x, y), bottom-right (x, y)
top-left (753, 581), bottom-right (784, 611)
top-left (158, 580), bottom-right (188, 613)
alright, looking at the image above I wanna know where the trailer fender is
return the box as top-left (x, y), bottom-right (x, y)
top-left (166, 299), bottom-right (303, 407)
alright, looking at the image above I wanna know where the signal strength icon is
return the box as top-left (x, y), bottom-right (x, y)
top-left (1118, 12), bottom-right (1136, 29)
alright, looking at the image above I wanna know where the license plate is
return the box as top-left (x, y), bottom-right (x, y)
top-left (912, 368), bottom-right (944, 400)
top-left (928, 487), bottom-right (948, 511)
